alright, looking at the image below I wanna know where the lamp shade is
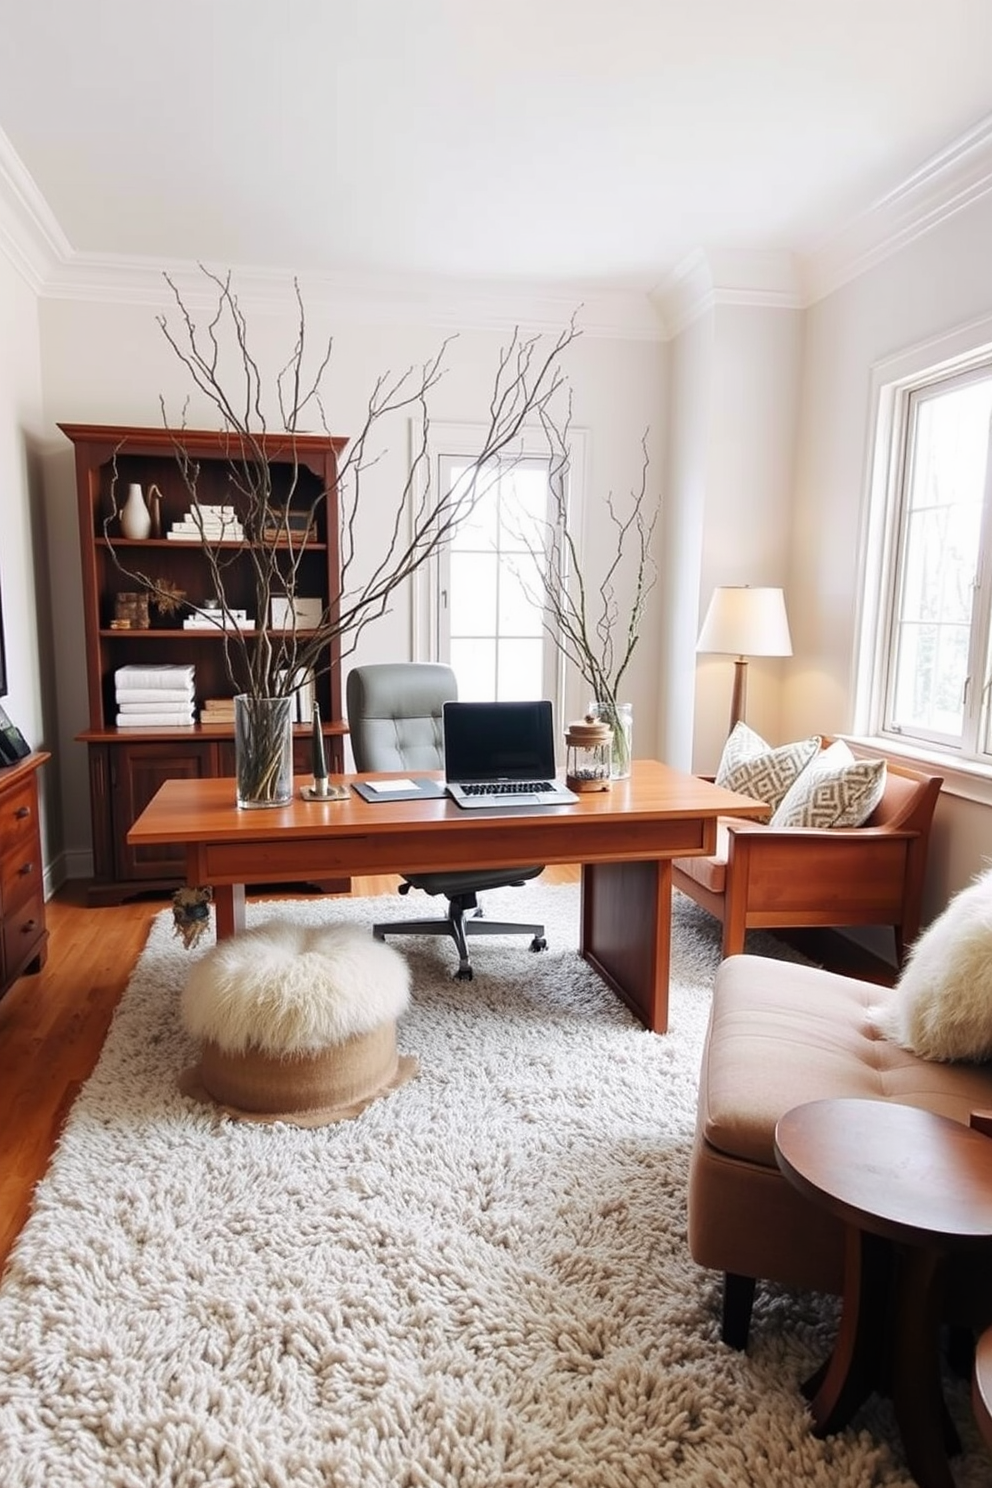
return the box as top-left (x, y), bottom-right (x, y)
top-left (696, 586), bottom-right (792, 658)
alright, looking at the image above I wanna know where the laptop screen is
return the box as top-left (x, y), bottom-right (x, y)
top-left (442, 700), bottom-right (556, 783)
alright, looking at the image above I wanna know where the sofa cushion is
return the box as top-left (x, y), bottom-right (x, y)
top-left (880, 866), bottom-right (992, 1062)
top-left (698, 955), bottom-right (992, 1170)
top-left (769, 739), bottom-right (886, 829)
top-left (715, 721), bottom-right (820, 811)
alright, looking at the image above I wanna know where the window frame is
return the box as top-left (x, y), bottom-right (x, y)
top-left (855, 312), bottom-right (992, 801)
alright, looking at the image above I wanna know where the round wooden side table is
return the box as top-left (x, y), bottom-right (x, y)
top-left (974, 1325), bottom-right (992, 1452)
top-left (774, 1097), bottom-right (992, 1488)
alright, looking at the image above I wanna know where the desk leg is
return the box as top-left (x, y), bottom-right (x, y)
top-left (580, 859), bottom-right (670, 1032)
top-left (213, 884), bottom-right (246, 941)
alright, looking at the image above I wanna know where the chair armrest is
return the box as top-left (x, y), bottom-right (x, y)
top-left (725, 822), bottom-right (920, 845)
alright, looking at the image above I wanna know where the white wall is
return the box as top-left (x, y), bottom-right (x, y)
top-left (788, 191), bottom-right (992, 912)
top-left (0, 254), bottom-right (60, 880)
top-left (661, 302), bottom-right (803, 774)
top-left (36, 290), bottom-right (666, 870)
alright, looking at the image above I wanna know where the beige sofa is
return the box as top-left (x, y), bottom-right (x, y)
top-left (688, 953), bottom-right (992, 1349)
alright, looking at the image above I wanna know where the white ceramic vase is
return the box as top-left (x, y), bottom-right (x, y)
top-left (121, 482), bottom-right (151, 540)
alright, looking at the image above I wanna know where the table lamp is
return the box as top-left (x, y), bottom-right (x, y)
top-left (696, 585), bottom-right (793, 732)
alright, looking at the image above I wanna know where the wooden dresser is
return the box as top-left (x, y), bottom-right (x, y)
top-left (0, 751), bottom-right (49, 999)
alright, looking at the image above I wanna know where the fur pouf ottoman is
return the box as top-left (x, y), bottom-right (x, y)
top-left (179, 921), bottom-right (417, 1126)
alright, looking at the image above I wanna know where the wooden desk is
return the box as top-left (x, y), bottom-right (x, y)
top-left (127, 759), bottom-right (759, 1034)
top-left (775, 1098), bottom-right (992, 1488)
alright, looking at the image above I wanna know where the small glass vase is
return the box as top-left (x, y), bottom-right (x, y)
top-left (588, 700), bottom-right (633, 779)
top-left (234, 694), bottom-right (294, 809)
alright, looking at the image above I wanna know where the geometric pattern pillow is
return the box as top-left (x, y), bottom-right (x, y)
top-left (769, 739), bottom-right (886, 828)
top-left (715, 721), bottom-right (821, 812)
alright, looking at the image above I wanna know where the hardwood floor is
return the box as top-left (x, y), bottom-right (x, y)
top-left (0, 866), bottom-right (892, 1276)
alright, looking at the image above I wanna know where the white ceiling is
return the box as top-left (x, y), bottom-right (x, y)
top-left (3, 0), bottom-right (992, 314)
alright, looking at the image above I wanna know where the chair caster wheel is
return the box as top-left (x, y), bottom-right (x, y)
top-left (455, 966), bottom-right (474, 981)
top-left (530, 936), bottom-right (547, 952)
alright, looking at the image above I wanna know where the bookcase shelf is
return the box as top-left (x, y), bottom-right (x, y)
top-left (61, 422), bottom-right (348, 901)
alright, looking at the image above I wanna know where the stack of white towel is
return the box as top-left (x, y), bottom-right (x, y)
top-left (115, 664), bottom-right (196, 727)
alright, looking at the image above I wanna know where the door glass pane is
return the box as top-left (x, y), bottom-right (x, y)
top-left (450, 638), bottom-right (496, 700)
top-left (449, 554), bottom-right (497, 636)
top-left (497, 639), bottom-right (544, 700)
top-left (442, 452), bottom-right (556, 705)
top-left (450, 462), bottom-right (498, 551)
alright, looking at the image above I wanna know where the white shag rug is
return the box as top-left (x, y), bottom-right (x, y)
top-left (0, 885), bottom-right (989, 1488)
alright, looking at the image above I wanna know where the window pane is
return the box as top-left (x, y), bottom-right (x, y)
top-left (450, 639), bottom-right (496, 700)
top-left (888, 376), bottom-right (992, 744)
top-left (891, 621), bottom-right (970, 736)
top-left (497, 639), bottom-right (544, 700)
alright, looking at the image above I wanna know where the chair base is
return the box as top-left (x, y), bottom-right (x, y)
top-left (373, 892), bottom-right (546, 980)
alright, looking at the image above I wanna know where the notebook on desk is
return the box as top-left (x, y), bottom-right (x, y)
top-left (443, 700), bottom-right (577, 808)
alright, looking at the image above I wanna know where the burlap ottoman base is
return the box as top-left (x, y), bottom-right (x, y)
top-left (181, 1020), bottom-right (418, 1128)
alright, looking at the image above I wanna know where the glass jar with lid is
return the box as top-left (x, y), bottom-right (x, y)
top-left (565, 713), bottom-right (613, 792)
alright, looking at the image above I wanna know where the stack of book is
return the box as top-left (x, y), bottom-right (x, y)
top-left (167, 504), bottom-right (245, 542)
top-left (261, 509), bottom-right (313, 542)
top-left (200, 697), bottom-right (238, 725)
top-left (115, 664), bottom-right (196, 727)
top-left (273, 667), bottom-right (315, 722)
top-left (182, 605), bottom-right (255, 631)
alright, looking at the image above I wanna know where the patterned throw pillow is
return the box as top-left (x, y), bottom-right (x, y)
top-left (769, 739), bottom-right (886, 829)
top-left (714, 722), bottom-right (821, 812)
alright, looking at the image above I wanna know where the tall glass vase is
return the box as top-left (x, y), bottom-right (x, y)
top-left (234, 694), bottom-right (294, 809)
top-left (588, 700), bottom-right (633, 779)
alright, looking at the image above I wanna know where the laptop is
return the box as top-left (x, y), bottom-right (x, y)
top-left (443, 700), bottom-right (577, 808)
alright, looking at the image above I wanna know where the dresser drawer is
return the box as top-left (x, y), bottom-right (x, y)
top-left (1, 838), bottom-right (43, 914)
top-left (2, 886), bottom-right (45, 981)
top-left (0, 774), bottom-right (40, 863)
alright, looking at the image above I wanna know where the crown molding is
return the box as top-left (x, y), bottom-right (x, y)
top-left (799, 112), bottom-right (992, 304)
top-left (652, 248), bottom-right (803, 337)
top-left (36, 254), bottom-right (667, 340)
top-left (0, 125), bottom-right (71, 293)
top-left (5, 109), bottom-right (992, 330)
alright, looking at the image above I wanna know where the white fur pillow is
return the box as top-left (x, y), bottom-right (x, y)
top-left (182, 921), bottom-right (411, 1056)
top-left (880, 867), bottom-right (992, 1062)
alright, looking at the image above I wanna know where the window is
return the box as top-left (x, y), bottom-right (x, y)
top-left (414, 425), bottom-right (585, 709)
top-left (865, 354), bottom-right (992, 765)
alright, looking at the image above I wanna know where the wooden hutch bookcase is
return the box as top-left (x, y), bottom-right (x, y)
top-left (61, 423), bottom-right (349, 902)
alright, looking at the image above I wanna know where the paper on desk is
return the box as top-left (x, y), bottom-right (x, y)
top-left (364, 778), bottom-right (418, 793)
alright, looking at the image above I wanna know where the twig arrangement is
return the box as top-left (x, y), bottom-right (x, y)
top-left (104, 267), bottom-right (580, 707)
top-left (516, 404), bottom-right (658, 767)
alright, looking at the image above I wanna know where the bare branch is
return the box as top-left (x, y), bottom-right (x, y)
top-left (107, 269), bottom-right (581, 702)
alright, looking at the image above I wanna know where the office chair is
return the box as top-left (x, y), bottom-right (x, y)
top-left (345, 663), bottom-right (547, 980)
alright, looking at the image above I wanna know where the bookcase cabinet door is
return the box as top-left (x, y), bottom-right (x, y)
top-left (110, 741), bottom-right (216, 882)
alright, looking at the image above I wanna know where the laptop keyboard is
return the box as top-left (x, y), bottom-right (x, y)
top-left (462, 781), bottom-right (553, 796)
